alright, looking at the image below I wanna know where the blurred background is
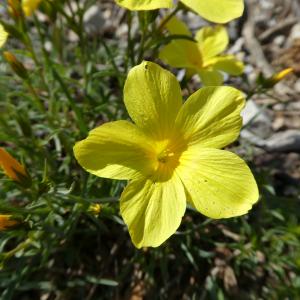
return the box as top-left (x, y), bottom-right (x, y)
top-left (0, 0), bottom-right (300, 299)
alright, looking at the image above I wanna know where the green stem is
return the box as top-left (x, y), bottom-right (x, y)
top-left (3, 238), bottom-right (32, 260)
top-left (52, 69), bottom-right (88, 135)
top-left (137, 12), bottom-right (148, 63)
top-left (22, 27), bottom-right (49, 93)
top-left (126, 11), bottom-right (135, 69)
top-left (100, 39), bottom-right (124, 88)
top-left (25, 81), bottom-right (45, 113)
top-left (157, 6), bottom-right (180, 32)
top-left (142, 7), bottom-right (181, 58)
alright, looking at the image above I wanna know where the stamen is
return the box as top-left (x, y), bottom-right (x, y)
top-left (157, 149), bottom-right (175, 163)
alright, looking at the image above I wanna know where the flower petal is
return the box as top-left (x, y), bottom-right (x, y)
top-left (175, 86), bottom-right (245, 148)
top-left (211, 55), bottom-right (244, 75)
top-left (196, 26), bottom-right (229, 61)
top-left (159, 17), bottom-right (202, 70)
top-left (0, 25), bottom-right (8, 48)
top-left (180, 0), bottom-right (244, 23)
top-left (198, 69), bottom-right (223, 86)
top-left (164, 16), bottom-right (192, 36)
top-left (178, 147), bottom-right (259, 218)
top-left (120, 174), bottom-right (186, 248)
top-left (73, 120), bottom-right (157, 180)
top-left (115, 0), bottom-right (173, 10)
top-left (124, 61), bottom-right (182, 140)
top-left (22, 0), bottom-right (42, 16)
top-left (159, 40), bottom-right (202, 70)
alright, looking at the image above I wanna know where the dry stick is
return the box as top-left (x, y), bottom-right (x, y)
top-left (243, 1), bottom-right (294, 98)
top-left (292, 0), bottom-right (300, 18)
top-left (259, 17), bottom-right (298, 42)
top-left (242, 0), bottom-right (274, 78)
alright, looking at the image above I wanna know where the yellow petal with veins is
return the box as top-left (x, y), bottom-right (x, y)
top-left (0, 25), bottom-right (8, 48)
top-left (180, 0), bottom-right (244, 23)
top-left (115, 0), bottom-right (173, 10)
top-left (178, 147), bottom-right (259, 218)
top-left (74, 120), bottom-right (157, 180)
top-left (124, 61), bottom-right (182, 140)
top-left (196, 26), bottom-right (229, 62)
top-left (120, 174), bottom-right (186, 248)
top-left (175, 86), bottom-right (245, 148)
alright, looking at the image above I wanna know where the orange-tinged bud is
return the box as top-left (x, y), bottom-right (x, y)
top-left (0, 215), bottom-right (18, 230)
top-left (0, 147), bottom-right (30, 186)
top-left (3, 51), bottom-right (29, 80)
top-left (8, 0), bottom-right (23, 19)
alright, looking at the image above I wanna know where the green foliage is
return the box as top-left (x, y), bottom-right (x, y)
top-left (0, 1), bottom-right (299, 299)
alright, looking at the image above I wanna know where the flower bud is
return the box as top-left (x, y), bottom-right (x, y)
top-left (0, 215), bottom-right (18, 230)
top-left (7, 0), bottom-right (24, 20)
top-left (3, 51), bottom-right (29, 80)
top-left (263, 68), bottom-right (293, 88)
top-left (0, 147), bottom-right (31, 187)
top-left (88, 203), bottom-right (101, 215)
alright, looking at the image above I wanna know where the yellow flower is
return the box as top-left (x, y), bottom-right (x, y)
top-left (0, 215), bottom-right (18, 230)
top-left (22, 0), bottom-right (42, 17)
top-left (0, 24), bottom-right (8, 48)
top-left (0, 148), bottom-right (28, 183)
top-left (116, 0), bottom-right (244, 23)
top-left (159, 17), bottom-right (244, 86)
top-left (74, 61), bottom-right (259, 248)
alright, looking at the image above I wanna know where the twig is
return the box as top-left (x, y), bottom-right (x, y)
top-left (242, 0), bottom-right (274, 77)
top-left (259, 17), bottom-right (298, 42)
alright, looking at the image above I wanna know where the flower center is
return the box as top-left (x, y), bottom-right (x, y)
top-left (157, 149), bottom-right (175, 164)
top-left (151, 138), bottom-right (187, 181)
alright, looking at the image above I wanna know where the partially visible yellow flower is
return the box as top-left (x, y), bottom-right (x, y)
top-left (74, 61), bottom-right (259, 248)
top-left (116, 0), bottom-right (173, 11)
top-left (22, 0), bottom-right (42, 17)
top-left (0, 24), bottom-right (8, 48)
top-left (0, 215), bottom-right (18, 230)
top-left (116, 0), bottom-right (244, 23)
top-left (0, 148), bottom-right (28, 183)
top-left (159, 17), bottom-right (244, 86)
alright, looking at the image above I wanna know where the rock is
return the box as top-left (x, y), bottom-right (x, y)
top-left (272, 115), bottom-right (285, 131)
top-left (294, 79), bottom-right (300, 93)
top-left (83, 5), bottom-right (105, 35)
top-left (242, 99), bottom-right (272, 138)
top-left (240, 130), bottom-right (266, 148)
top-left (241, 129), bottom-right (300, 153)
top-left (264, 130), bottom-right (300, 152)
top-left (286, 23), bottom-right (300, 47)
top-left (273, 35), bottom-right (285, 47)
